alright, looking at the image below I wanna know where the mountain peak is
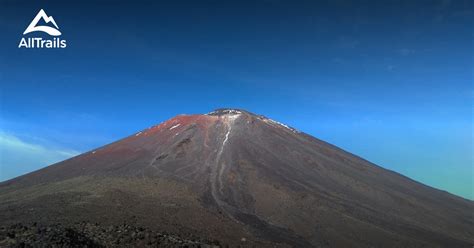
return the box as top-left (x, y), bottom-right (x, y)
top-left (206, 108), bottom-right (248, 116)
top-left (203, 108), bottom-right (300, 133)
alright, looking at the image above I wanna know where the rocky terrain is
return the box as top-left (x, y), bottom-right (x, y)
top-left (0, 222), bottom-right (220, 247)
top-left (0, 109), bottom-right (472, 247)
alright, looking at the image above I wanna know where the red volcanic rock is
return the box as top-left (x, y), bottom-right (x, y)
top-left (0, 109), bottom-right (472, 247)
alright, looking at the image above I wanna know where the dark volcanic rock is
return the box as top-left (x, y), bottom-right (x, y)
top-left (0, 109), bottom-right (472, 247)
top-left (0, 222), bottom-right (219, 247)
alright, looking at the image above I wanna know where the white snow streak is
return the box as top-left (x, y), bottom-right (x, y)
top-left (217, 123), bottom-right (232, 193)
top-left (211, 113), bottom-right (241, 209)
top-left (169, 123), bottom-right (181, 130)
top-left (263, 118), bottom-right (299, 133)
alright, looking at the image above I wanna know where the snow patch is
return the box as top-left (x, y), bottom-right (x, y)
top-left (135, 132), bottom-right (142, 136)
top-left (207, 109), bottom-right (242, 116)
top-left (263, 118), bottom-right (300, 133)
top-left (227, 113), bottom-right (240, 121)
top-left (169, 123), bottom-right (181, 130)
top-left (221, 126), bottom-right (232, 148)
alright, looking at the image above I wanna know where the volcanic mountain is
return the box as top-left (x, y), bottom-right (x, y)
top-left (0, 109), bottom-right (472, 247)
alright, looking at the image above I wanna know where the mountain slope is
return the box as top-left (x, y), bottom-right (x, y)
top-left (0, 109), bottom-right (472, 247)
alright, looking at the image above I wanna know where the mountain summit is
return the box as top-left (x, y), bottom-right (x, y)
top-left (0, 109), bottom-right (472, 247)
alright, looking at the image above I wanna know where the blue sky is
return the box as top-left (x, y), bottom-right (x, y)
top-left (0, 0), bottom-right (472, 199)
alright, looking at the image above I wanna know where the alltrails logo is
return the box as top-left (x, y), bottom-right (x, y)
top-left (18, 9), bottom-right (67, 48)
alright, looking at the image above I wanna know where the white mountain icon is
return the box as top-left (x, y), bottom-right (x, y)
top-left (23, 9), bottom-right (61, 36)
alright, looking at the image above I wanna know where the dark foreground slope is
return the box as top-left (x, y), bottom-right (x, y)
top-left (0, 109), bottom-right (472, 247)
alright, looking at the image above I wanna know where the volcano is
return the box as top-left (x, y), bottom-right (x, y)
top-left (0, 109), bottom-right (472, 247)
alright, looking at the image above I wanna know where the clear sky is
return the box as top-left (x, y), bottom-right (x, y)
top-left (0, 0), bottom-right (472, 199)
